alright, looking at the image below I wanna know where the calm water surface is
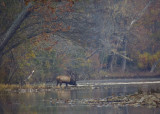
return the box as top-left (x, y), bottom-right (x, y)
top-left (0, 79), bottom-right (160, 114)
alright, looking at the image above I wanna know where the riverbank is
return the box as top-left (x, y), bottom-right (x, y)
top-left (0, 84), bottom-right (83, 93)
top-left (100, 71), bottom-right (160, 79)
top-left (1, 76), bottom-right (160, 93)
top-left (0, 84), bottom-right (49, 93)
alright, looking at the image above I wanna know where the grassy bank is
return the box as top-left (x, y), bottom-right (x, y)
top-left (99, 71), bottom-right (160, 79)
top-left (0, 84), bottom-right (50, 93)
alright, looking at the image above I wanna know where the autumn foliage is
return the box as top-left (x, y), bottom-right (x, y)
top-left (138, 51), bottom-right (160, 70)
top-left (0, 0), bottom-right (160, 84)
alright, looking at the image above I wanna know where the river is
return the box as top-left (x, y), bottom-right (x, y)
top-left (0, 78), bottom-right (160, 114)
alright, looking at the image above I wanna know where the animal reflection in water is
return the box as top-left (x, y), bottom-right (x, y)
top-left (56, 75), bottom-right (77, 87)
top-left (56, 90), bottom-right (71, 100)
top-left (50, 89), bottom-right (72, 105)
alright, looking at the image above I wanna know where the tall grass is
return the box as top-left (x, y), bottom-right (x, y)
top-left (0, 83), bottom-right (49, 92)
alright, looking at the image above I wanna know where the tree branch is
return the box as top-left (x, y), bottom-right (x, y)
top-left (129, 0), bottom-right (154, 30)
top-left (0, 2), bottom-right (33, 54)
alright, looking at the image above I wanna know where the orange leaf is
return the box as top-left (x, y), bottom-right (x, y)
top-left (1, 1), bottom-right (6, 7)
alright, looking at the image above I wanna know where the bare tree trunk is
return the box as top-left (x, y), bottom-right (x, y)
top-left (150, 58), bottom-right (160, 73)
top-left (24, 70), bottom-right (35, 85)
top-left (128, 0), bottom-right (154, 30)
top-left (110, 54), bottom-right (115, 72)
top-left (5, 51), bottom-right (18, 84)
top-left (85, 49), bottom-right (100, 60)
top-left (0, 2), bottom-right (33, 56)
top-left (122, 39), bottom-right (127, 72)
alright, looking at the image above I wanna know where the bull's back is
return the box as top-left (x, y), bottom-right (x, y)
top-left (56, 75), bottom-right (71, 82)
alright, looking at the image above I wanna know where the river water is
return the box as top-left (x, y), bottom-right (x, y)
top-left (0, 78), bottom-right (160, 114)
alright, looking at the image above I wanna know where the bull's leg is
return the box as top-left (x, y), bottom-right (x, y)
top-left (56, 81), bottom-right (59, 86)
top-left (60, 82), bottom-right (62, 87)
top-left (66, 83), bottom-right (68, 87)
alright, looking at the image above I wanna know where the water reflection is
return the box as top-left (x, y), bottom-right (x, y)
top-left (54, 90), bottom-right (68, 100)
top-left (0, 82), bottom-right (160, 114)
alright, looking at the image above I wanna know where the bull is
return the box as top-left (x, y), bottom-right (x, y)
top-left (56, 75), bottom-right (77, 87)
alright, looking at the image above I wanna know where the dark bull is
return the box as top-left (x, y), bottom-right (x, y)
top-left (56, 75), bottom-right (77, 87)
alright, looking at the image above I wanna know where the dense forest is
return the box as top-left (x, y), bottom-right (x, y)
top-left (0, 0), bottom-right (160, 84)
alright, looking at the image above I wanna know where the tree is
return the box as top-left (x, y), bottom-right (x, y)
top-left (0, 0), bottom-right (75, 60)
top-left (0, 0), bottom-right (76, 84)
top-left (0, 2), bottom-right (33, 58)
top-left (0, 0), bottom-right (160, 83)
